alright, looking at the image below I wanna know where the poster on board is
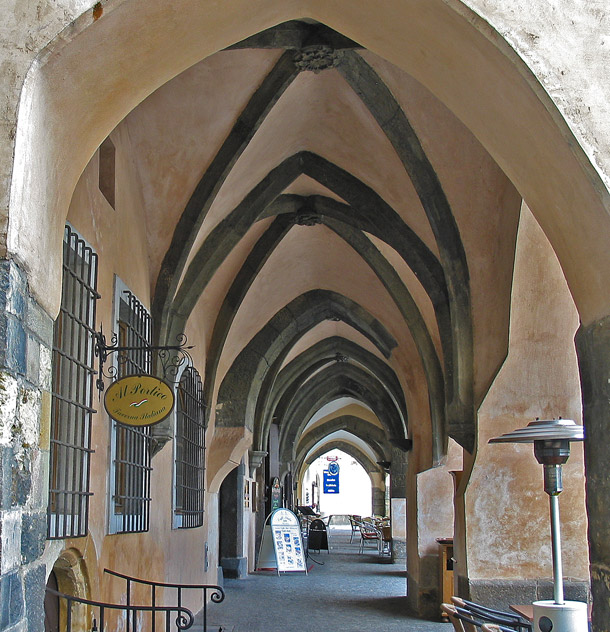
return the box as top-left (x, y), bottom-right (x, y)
top-left (270, 508), bottom-right (307, 573)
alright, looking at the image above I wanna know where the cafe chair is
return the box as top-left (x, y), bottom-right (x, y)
top-left (481, 625), bottom-right (527, 632)
top-left (358, 523), bottom-right (382, 554)
top-left (444, 603), bottom-right (524, 632)
top-left (380, 524), bottom-right (392, 556)
top-left (349, 515), bottom-right (362, 543)
top-left (451, 596), bottom-right (532, 632)
top-left (441, 603), bottom-right (478, 632)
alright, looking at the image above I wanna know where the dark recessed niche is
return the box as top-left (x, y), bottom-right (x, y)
top-left (99, 137), bottom-right (116, 209)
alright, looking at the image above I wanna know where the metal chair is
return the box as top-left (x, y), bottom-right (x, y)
top-left (358, 523), bottom-right (381, 554)
top-left (441, 603), bottom-right (473, 632)
top-left (451, 597), bottom-right (532, 632)
top-left (348, 515), bottom-right (361, 543)
top-left (380, 524), bottom-right (392, 556)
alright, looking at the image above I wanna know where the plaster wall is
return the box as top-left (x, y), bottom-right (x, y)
top-left (417, 440), bottom-right (463, 559)
top-left (282, 322), bottom-right (385, 367)
top-left (3, 0), bottom-right (609, 329)
top-left (465, 205), bottom-right (588, 582)
top-left (456, 0), bottom-right (610, 194)
top-left (305, 404), bottom-right (382, 434)
top-left (404, 438), bottom-right (462, 615)
top-left (122, 49), bottom-right (282, 283)
top-left (363, 51), bottom-right (522, 406)
top-left (52, 123), bottom-right (215, 608)
top-left (186, 217), bottom-right (273, 355)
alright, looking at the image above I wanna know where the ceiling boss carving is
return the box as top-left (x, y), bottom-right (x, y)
top-left (293, 45), bottom-right (339, 73)
top-left (294, 210), bottom-right (322, 226)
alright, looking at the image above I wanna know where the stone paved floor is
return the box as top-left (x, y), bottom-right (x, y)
top-left (195, 527), bottom-right (452, 632)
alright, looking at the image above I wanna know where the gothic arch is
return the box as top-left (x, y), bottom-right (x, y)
top-left (295, 414), bottom-right (391, 471)
top-left (302, 442), bottom-right (381, 476)
top-left (254, 336), bottom-right (407, 454)
top-left (215, 290), bottom-right (397, 431)
top-left (277, 362), bottom-right (410, 464)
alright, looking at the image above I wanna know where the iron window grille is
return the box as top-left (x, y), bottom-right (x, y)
top-left (174, 367), bottom-right (206, 529)
top-left (109, 285), bottom-right (153, 534)
top-left (47, 225), bottom-right (99, 539)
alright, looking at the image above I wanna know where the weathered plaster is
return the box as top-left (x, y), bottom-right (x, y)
top-left (465, 206), bottom-right (587, 583)
top-left (3, 3), bottom-right (594, 330)
top-left (457, 0), bottom-right (610, 193)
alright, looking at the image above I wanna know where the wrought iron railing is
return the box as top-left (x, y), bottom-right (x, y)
top-left (46, 569), bottom-right (225, 632)
top-left (104, 568), bottom-right (225, 632)
top-left (45, 587), bottom-right (194, 632)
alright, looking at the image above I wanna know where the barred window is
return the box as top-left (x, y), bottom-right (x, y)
top-left (47, 225), bottom-right (99, 539)
top-left (108, 282), bottom-right (153, 534)
top-left (174, 367), bottom-right (206, 529)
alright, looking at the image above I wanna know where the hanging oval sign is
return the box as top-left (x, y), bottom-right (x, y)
top-left (104, 375), bottom-right (175, 427)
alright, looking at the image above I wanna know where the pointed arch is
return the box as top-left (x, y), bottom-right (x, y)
top-left (215, 290), bottom-right (397, 431)
top-left (295, 414), bottom-right (391, 471)
top-left (278, 362), bottom-right (410, 464)
top-left (303, 442), bottom-right (382, 477)
top-left (255, 337), bottom-right (405, 454)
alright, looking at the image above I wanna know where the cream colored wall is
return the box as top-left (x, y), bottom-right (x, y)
top-left (0, 0), bottom-right (603, 614)
top-left (416, 439), bottom-right (463, 558)
top-left (5, 0), bottom-right (610, 329)
top-left (464, 204), bottom-right (588, 582)
top-left (57, 123), bottom-right (214, 606)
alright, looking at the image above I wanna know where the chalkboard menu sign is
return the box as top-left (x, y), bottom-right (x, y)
top-left (270, 508), bottom-right (307, 573)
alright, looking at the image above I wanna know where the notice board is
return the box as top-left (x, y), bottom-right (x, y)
top-left (270, 508), bottom-right (307, 573)
top-left (323, 469), bottom-right (339, 494)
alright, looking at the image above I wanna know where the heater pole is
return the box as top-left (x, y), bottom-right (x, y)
top-left (549, 493), bottom-right (564, 605)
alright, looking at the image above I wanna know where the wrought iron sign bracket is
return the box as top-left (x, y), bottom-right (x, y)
top-left (94, 326), bottom-right (194, 394)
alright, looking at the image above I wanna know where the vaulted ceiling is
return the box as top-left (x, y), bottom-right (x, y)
top-left (115, 20), bottom-right (521, 471)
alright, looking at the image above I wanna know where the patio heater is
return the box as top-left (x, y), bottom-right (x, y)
top-left (489, 418), bottom-right (588, 632)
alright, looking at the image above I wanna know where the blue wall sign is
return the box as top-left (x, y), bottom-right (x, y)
top-left (323, 470), bottom-right (339, 494)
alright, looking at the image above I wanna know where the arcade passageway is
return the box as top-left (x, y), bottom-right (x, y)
top-left (1, 3), bottom-right (609, 632)
top-left (203, 527), bottom-right (451, 632)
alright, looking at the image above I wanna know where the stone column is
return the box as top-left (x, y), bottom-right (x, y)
top-left (575, 316), bottom-right (610, 632)
top-left (390, 447), bottom-right (408, 562)
top-left (0, 261), bottom-right (54, 632)
top-left (372, 485), bottom-right (386, 517)
top-left (369, 470), bottom-right (386, 516)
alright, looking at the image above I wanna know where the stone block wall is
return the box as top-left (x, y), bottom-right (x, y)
top-left (0, 260), bottom-right (53, 632)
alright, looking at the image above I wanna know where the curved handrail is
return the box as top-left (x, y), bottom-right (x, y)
top-left (45, 587), bottom-right (195, 631)
top-left (103, 568), bottom-right (225, 632)
top-left (104, 568), bottom-right (225, 601)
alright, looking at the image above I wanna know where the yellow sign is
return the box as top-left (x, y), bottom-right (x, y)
top-left (104, 375), bottom-right (175, 427)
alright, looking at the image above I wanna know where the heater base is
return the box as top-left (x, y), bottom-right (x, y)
top-left (533, 600), bottom-right (588, 632)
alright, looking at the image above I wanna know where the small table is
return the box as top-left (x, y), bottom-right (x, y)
top-left (510, 604), bottom-right (592, 622)
top-left (509, 605), bottom-right (534, 621)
